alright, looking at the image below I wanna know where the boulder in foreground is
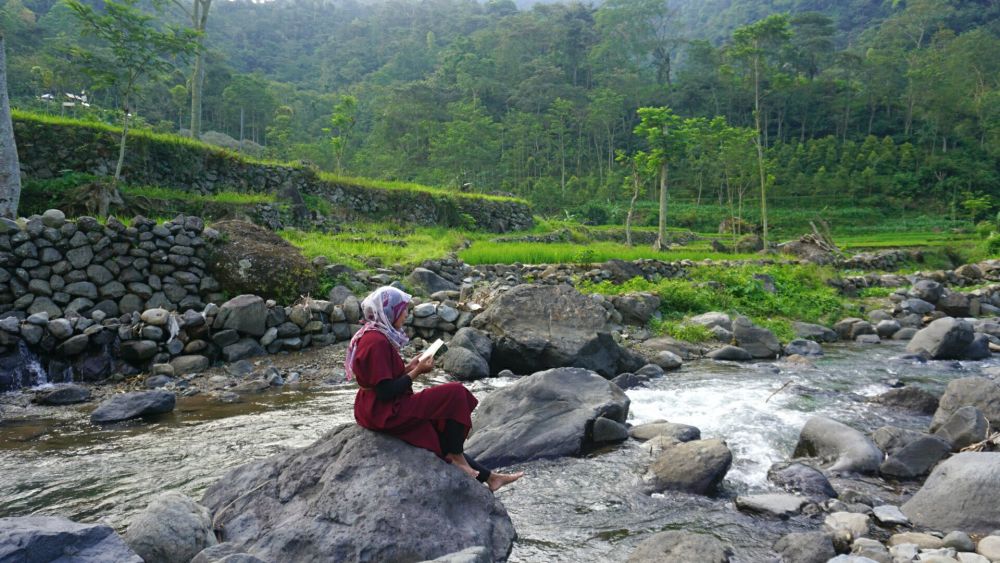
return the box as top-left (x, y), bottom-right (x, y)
top-left (202, 424), bottom-right (515, 562)
top-left (124, 491), bottom-right (217, 563)
top-left (0, 516), bottom-right (142, 562)
top-left (901, 452), bottom-right (1000, 534)
top-left (642, 438), bottom-right (732, 495)
top-left (465, 367), bottom-right (629, 467)
top-left (627, 530), bottom-right (731, 563)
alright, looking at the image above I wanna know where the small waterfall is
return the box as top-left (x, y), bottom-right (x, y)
top-left (17, 340), bottom-right (48, 388)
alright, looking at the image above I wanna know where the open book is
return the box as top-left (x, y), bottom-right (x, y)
top-left (418, 339), bottom-right (445, 362)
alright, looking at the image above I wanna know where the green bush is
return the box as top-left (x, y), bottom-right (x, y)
top-left (976, 220), bottom-right (995, 239)
top-left (986, 233), bottom-right (1000, 256)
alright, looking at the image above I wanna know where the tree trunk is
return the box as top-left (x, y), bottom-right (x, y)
top-left (113, 94), bottom-right (131, 190)
top-left (654, 162), bottom-right (668, 251)
top-left (188, 0), bottom-right (211, 138)
top-left (753, 51), bottom-right (769, 251)
top-left (625, 162), bottom-right (641, 247)
top-left (0, 34), bottom-right (21, 219)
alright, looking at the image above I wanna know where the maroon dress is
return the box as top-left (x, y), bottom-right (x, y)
top-left (352, 330), bottom-right (478, 456)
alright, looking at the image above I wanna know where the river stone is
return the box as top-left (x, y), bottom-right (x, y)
top-left (124, 492), bottom-right (217, 563)
top-left (40, 209), bottom-right (66, 228)
top-left (977, 537), bottom-right (1000, 561)
top-left (413, 302), bottom-right (437, 318)
top-left (942, 531), bottom-right (975, 552)
top-left (733, 316), bottom-right (781, 359)
top-left (449, 327), bottom-right (492, 362)
top-left (966, 333), bottom-right (993, 361)
top-left (121, 340), bottom-right (159, 363)
top-left (934, 405), bottom-right (988, 450)
top-left (871, 426), bottom-right (926, 455)
top-left (612, 292), bottom-right (660, 325)
top-left (707, 345), bottom-right (753, 361)
top-left (642, 438), bottom-right (732, 495)
top-left (872, 504), bottom-right (909, 526)
top-left (825, 512), bottom-right (870, 540)
top-left (767, 462), bottom-right (837, 501)
top-left (141, 308), bottom-right (170, 326)
top-left (888, 532), bottom-right (943, 549)
top-left (785, 339), bottom-right (823, 356)
top-left (0, 516), bottom-right (142, 562)
top-left (851, 538), bottom-right (891, 562)
top-left (471, 284), bottom-right (641, 377)
top-left (66, 245), bottom-right (93, 269)
top-left (773, 532), bottom-right (836, 563)
top-left (191, 543), bottom-right (264, 563)
top-left (222, 339), bottom-right (265, 362)
top-left (626, 530), bottom-right (731, 563)
top-left (90, 390), bottom-right (176, 423)
top-left (793, 322), bottom-right (838, 342)
top-left (47, 318), bottom-right (73, 339)
top-left (466, 367), bottom-right (628, 466)
top-left (902, 298), bottom-right (936, 315)
top-left (652, 350), bottom-right (682, 370)
top-left (630, 421), bottom-right (701, 443)
top-left (33, 383), bottom-right (92, 405)
top-left (689, 312), bottom-right (732, 332)
top-left (880, 434), bottom-right (952, 479)
top-left (873, 386), bottom-right (939, 414)
top-left (408, 267), bottom-right (458, 294)
top-left (592, 416), bottom-right (629, 443)
top-left (902, 452), bottom-right (1000, 534)
top-left (958, 552), bottom-right (991, 563)
top-left (27, 297), bottom-right (61, 318)
top-left (215, 295), bottom-right (268, 337)
top-left (611, 372), bottom-right (648, 390)
top-left (907, 317), bottom-right (976, 360)
top-left (793, 416), bottom-right (882, 474)
top-left (201, 424), bottom-right (515, 562)
top-left (441, 346), bottom-right (489, 380)
top-left (893, 327), bottom-right (918, 340)
top-left (735, 493), bottom-right (806, 518)
top-left (912, 280), bottom-right (944, 303)
top-left (930, 377), bottom-right (1000, 432)
top-left (876, 319), bottom-right (902, 338)
top-left (57, 334), bottom-right (90, 356)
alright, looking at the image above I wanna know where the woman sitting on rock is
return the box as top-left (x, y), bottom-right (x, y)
top-left (346, 286), bottom-right (523, 492)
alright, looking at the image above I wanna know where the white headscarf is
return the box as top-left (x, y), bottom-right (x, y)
top-left (345, 286), bottom-right (412, 381)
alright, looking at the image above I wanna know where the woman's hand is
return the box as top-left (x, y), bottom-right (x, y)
top-left (406, 354), bottom-right (435, 379)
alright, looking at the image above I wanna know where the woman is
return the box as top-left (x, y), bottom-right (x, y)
top-left (346, 286), bottom-right (523, 492)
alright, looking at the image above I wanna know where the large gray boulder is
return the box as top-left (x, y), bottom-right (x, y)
top-left (465, 367), bottom-right (629, 467)
top-left (793, 322), bottom-right (838, 343)
top-left (611, 293), bottom-right (661, 325)
top-left (901, 452), bottom-right (1000, 534)
top-left (124, 492), bottom-right (217, 563)
top-left (873, 386), bottom-right (939, 415)
top-left (773, 532), bottom-right (836, 563)
top-left (767, 462), bottom-right (837, 501)
top-left (733, 316), bottom-right (781, 359)
top-left (934, 405), bottom-right (988, 450)
top-left (626, 530), bottom-right (731, 563)
top-left (33, 383), bottom-right (92, 405)
top-left (90, 391), bottom-right (176, 423)
top-left (441, 346), bottom-right (490, 380)
top-left (793, 416), bottom-right (882, 474)
top-left (408, 267), bottom-right (458, 294)
top-left (879, 435), bottom-right (951, 479)
top-left (906, 317), bottom-right (975, 360)
top-left (214, 295), bottom-right (268, 337)
top-left (471, 284), bottom-right (641, 377)
top-left (449, 327), bottom-right (493, 362)
top-left (0, 516), bottom-right (142, 562)
top-left (203, 425), bottom-right (514, 562)
top-left (642, 438), bottom-right (732, 495)
top-left (929, 377), bottom-right (1000, 432)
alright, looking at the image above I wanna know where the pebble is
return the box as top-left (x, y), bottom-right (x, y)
top-left (977, 536), bottom-right (1000, 561)
top-left (825, 512), bottom-right (870, 540)
top-left (873, 504), bottom-right (910, 526)
top-left (943, 531), bottom-right (975, 553)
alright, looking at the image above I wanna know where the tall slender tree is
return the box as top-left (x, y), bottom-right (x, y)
top-left (170, 0), bottom-right (212, 138)
top-left (0, 33), bottom-right (21, 219)
top-left (67, 0), bottom-right (199, 212)
top-left (635, 106), bottom-right (688, 250)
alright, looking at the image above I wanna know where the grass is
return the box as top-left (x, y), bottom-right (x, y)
top-left (318, 172), bottom-right (528, 204)
top-left (458, 241), bottom-right (757, 265)
top-left (579, 263), bottom-right (852, 342)
top-left (121, 185), bottom-right (275, 205)
top-left (279, 224), bottom-right (470, 270)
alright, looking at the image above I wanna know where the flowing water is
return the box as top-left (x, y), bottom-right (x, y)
top-left (0, 342), bottom-right (994, 562)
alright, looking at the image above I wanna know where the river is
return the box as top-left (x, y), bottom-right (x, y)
top-left (0, 342), bottom-right (990, 562)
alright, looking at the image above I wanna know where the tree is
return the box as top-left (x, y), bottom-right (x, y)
top-left (326, 94), bottom-right (357, 174)
top-left (729, 13), bottom-right (791, 250)
top-left (169, 0), bottom-right (212, 139)
top-left (0, 33), bottom-right (21, 219)
top-left (634, 106), bottom-right (689, 251)
top-left (66, 0), bottom-right (198, 202)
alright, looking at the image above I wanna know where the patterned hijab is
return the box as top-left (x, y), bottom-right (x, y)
top-left (345, 286), bottom-right (412, 381)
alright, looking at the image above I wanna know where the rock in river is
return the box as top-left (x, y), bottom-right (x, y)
top-left (901, 452), bottom-right (1000, 534)
top-left (906, 317), bottom-right (976, 360)
top-left (0, 516), bottom-right (142, 562)
top-left (465, 367), bottom-right (630, 467)
top-left (626, 530), bottom-right (732, 563)
top-left (793, 416), bottom-right (882, 474)
top-left (642, 438), bottom-right (732, 495)
top-left (90, 390), bottom-right (176, 423)
top-left (201, 424), bottom-right (515, 562)
top-left (471, 284), bottom-right (642, 377)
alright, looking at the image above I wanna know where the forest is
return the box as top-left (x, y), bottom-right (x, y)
top-left (3, 0), bottom-right (1000, 224)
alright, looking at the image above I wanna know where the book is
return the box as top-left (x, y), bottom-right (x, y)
top-left (418, 339), bottom-right (445, 362)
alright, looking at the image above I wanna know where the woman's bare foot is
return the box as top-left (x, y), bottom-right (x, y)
top-left (487, 471), bottom-right (524, 492)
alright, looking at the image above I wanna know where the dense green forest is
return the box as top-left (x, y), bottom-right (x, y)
top-left (3, 0), bottom-right (1000, 223)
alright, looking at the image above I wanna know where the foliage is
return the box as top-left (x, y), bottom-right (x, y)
top-left (279, 224), bottom-right (469, 270)
top-left (459, 242), bottom-right (755, 265)
top-left (650, 319), bottom-right (717, 343)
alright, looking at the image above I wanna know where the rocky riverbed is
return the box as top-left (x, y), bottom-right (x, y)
top-left (3, 342), bottom-right (1000, 562)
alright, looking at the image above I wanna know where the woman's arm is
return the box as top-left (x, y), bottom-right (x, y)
top-left (374, 376), bottom-right (412, 401)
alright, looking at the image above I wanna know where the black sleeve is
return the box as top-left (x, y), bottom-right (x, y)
top-left (375, 376), bottom-right (412, 401)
